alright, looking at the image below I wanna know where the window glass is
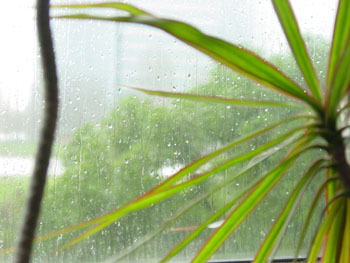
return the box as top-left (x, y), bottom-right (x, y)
top-left (0, 0), bottom-right (337, 262)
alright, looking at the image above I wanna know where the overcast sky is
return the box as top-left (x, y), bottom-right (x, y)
top-left (0, 0), bottom-right (337, 111)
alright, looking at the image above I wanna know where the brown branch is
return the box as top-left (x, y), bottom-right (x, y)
top-left (15, 0), bottom-right (58, 262)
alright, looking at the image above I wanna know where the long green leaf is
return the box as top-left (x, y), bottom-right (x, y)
top-left (106, 193), bottom-right (209, 262)
top-left (191, 137), bottom-right (316, 263)
top-left (191, 135), bottom-right (316, 262)
top-left (327, 36), bottom-right (350, 118)
top-left (129, 86), bottom-right (306, 108)
top-left (326, 0), bottom-right (350, 118)
top-left (255, 159), bottom-right (326, 262)
top-left (326, 168), bottom-right (338, 206)
top-left (0, 115), bottom-right (309, 256)
top-left (308, 197), bottom-right (345, 262)
top-left (294, 177), bottom-right (340, 261)
top-left (272, 0), bottom-right (322, 102)
top-left (153, 115), bottom-right (311, 193)
top-left (327, 0), bottom-right (350, 89)
top-left (160, 137), bottom-right (298, 262)
top-left (52, 2), bottom-right (149, 15)
top-left (52, 3), bottom-right (323, 113)
top-left (57, 127), bottom-right (307, 252)
top-left (192, 155), bottom-right (298, 262)
top-left (111, 140), bottom-right (282, 263)
top-left (340, 199), bottom-right (350, 263)
top-left (161, 143), bottom-right (309, 263)
top-left (161, 178), bottom-right (251, 263)
top-left (322, 200), bottom-right (346, 263)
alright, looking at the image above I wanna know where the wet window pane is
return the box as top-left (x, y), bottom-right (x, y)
top-left (1, 0), bottom-right (337, 262)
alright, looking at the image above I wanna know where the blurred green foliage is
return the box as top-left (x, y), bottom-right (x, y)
top-left (0, 35), bottom-right (329, 262)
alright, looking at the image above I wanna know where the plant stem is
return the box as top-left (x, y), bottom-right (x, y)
top-left (325, 120), bottom-right (350, 190)
top-left (332, 142), bottom-right (350, 190)
top-left (15, 0), bottom-right (58, 262)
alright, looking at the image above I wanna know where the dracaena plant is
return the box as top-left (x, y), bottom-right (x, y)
top-left (37, 0), bottom-right (349, 262)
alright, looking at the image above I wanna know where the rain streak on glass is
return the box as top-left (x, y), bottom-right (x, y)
top-left (0, 0), bottom-right (337, 262)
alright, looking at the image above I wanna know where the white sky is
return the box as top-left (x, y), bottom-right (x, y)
top-left (0, 0), bottom-right (36, 111)
top-left (0, 0), bottom-right (337, 111)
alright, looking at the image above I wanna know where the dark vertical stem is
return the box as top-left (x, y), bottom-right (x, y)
top-left (332, 143), bottom-right (350, 190)
top-left (15, 0), bottom-right (58, 262)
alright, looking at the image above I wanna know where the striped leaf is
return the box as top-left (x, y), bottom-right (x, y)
top-left (160, 137), bottom-right (297, 262)
top-left (0, 115), bottom-right (310, 257)
top-left (161, 182), bottom-right (249, 263)
top-left (52, 3), bottom-right (323, 113)
top-left (192, 155), bottom-right (298, 262)
top-left (130, 86), bottom-right (306, 108)
top-left (322, 201), bottom-right (346, 263)
top-left (272, 0), bottom-right (322, 102)
top-left (340, 199), bottom-right (350, 263)
top-left (57, 127), bottom-right (306, 252)
top-left (294, 177), bottom-right (340, 260)
top-left (112, 141), bottom-right (281, 263)
top-left (327, 37), bottom-right (350, 118)
top-left (153, 116), bottom-right (311, 193)
top-left (191, 135), bottom-right (315, 262)
top-left (327, 0), bottom-right (350, 88)
top-left (326, 0), bottom-right (350, 118)
top-left (255, 159), bottom-right (326, 262)
top-left (308, 198), bottom-right (345, 262)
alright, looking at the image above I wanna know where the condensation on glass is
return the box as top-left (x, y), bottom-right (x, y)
top-left (0, 0), bottom-right (337, 262)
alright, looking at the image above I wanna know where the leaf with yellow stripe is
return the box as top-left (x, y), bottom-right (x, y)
top-left (327, 36), bottom-right (350, 118)
top-left (52, 3), bottom-right (323, 113)
top-left (294, 176), bottom-right (340, 261)
top-left (327, 0), bottom-right (350, 88)
top-left (56, 127), bottom-right (306, 252)
top-left (255, 159), bottom-right (326, 262)
top-left (130, 86), bottom-right (306, 108)
top-left (192, 155), bottom-right (299, 262)
top-left (272, 0), bottom-right (321, 102)
top-left (340, 198), bottom-right (350, 263)
top-left (322, 199), bottom-right (346, 262)
top-left (308, 197), bottom-right (345, 262)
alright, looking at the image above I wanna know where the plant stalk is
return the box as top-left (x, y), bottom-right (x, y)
top-left (15, 0), bottom-right (58, 262)
top-left (331, 142), bottom-right (350, 190)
